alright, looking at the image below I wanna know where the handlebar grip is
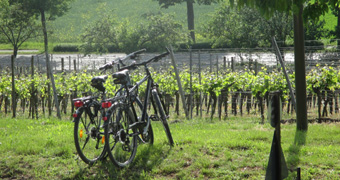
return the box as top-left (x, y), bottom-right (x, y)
top-left (125, 49), bottom-right (147, 60)
top-left (134, 48), bottom-right (146, 55)
top-left (154, 51), bottom-right (170, 62)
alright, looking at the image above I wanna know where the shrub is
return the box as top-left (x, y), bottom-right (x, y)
top-left (53, 44), bottom-right (79, 52)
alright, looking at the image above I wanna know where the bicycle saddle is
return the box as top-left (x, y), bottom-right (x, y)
top-left (112, 69), bottom-right (129, 85)
top-left (91, 75), bottom-right (108, 92)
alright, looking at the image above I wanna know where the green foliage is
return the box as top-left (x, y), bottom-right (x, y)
top-left (306, 64), bottom-right (338, 93)
top-left (19, 0), bottom-right (74, 20)
top-left (203, 4), bottom-right (293, 48)
top-left (155, 0), bottom-right (221, 8)
top-left (79, 12), bottom-right (121, 54)
top-left (304, 19), bottom-right (329, 48)
top-left (53, 44), bottom-right (79, 52)
top-left (80, 11), bottom-right (187, 53)
top-left (1, 64), bottom-right (340, 107)
top-left (0, 0), bottom-right (40, 56)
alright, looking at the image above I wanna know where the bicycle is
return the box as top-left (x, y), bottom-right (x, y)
top-left (72, 49), bottom-right (146, 165)
top-left (102, 50), bottom-right (174, 168)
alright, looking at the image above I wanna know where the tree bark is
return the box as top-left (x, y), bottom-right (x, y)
top-left (186, 0), bottom-right (195, 43)
top-left (293, 5), bottom-right (308, 131)
top-left (13, 46), bottom-right (18, 58)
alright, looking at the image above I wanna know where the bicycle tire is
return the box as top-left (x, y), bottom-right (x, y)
top-left (134, 97), bottom-right (154, 144)
top-left (152, 89), bottom-right (174, 147)
top-left (104, 104), bottom-right (138, 167)
top-left (74, 106), bottom-right (106, 165)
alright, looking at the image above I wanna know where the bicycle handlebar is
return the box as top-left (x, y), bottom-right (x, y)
top-left (99, 49), bottom-right (146, 70)
top-left (119, 50), bottom-right (170, 71)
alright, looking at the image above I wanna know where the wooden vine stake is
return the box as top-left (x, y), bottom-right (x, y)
top-left (31, 56), bottom-right (37, 119)
top-left (189, 48), bottom-right (193, 119)
top-left (198, 50), bottom-right (202, 117)
top-left (45, 53), bottom-right (61, 119)
top-left (11, 55), bottom-right (16, 118)
top-left (272, 37), bottom-right (296, 110)
top-left (168, 45), bottom-right (189, 119)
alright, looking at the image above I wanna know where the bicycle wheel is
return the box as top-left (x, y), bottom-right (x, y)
top-left (104, 104), bottom-right (138, 167)
top-left (152, 89), bottom-right (174, 147)
top-left (133, 97), bottom-right (154, 144)
top-left (74, 106), bottom-right (106, 165)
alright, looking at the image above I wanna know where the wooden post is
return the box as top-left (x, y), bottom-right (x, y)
top-left (231, 57), bottom-right (235, 72)
top-left (69, 56), bottom-right (71, 71)
top-left (77, 54), bottom-right (80, 70)
top-left (37, 56), bottom-right (40, 72)
top-left (272, 37), bottom-right (296, 110)
top-left (209, 53), bottom-right (212, 73)
top-left (168, 46), bottom-right (189, 119)
top-left (31, 56), bottom-right (37, 119)
top-left (61, 58), bottom-right (64, 72)
top-left (46, 54), bottom-right (61, 119)
top-left (223, 56), bottom-right (226, 70)
top-left (74, 59), bottom-right (77, 72)
top-left (198, 50), bottom-right (202, 117)
top-left (216, 55), bottom-right (219, 76)
top-left (11, 55), bottom-right (16, 118)
top-left (255, 60), bottom-right (258, 75)
top-left (189, 48), bottom-right (193, 119)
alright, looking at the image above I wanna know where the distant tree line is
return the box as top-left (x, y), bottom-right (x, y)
top-left (0, 0), bottom-right (338, 55)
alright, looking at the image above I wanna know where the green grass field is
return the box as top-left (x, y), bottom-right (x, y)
top-left (50, 0), bottom-right (220, 42)
top-left (1, 114), bottom-right (340, 179)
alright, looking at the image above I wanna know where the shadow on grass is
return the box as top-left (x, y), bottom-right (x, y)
top-left (286, 130), bottom-right (307, 172)
top-left (68, 144), bottom-right (170, 179)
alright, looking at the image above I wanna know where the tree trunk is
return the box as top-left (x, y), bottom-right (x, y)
top-left (13, 46), bottom-right (18, 58)
top-left (40, 10), bottom-right (61, 119)
top-left (186, 0), bottom-right (195, 43)
top-left (293, 5), bottom-right (308, 131)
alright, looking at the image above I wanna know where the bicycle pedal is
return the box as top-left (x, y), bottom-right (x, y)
top-left (129, 121), bottom-right (146, 129)
top-left (137, 135), bottom-right (146, 144)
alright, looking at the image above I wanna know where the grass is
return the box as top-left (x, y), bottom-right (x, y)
top-left (50, 0), bottom-right (220, 42)
top-left (1, 113), bottom-right (340, 179)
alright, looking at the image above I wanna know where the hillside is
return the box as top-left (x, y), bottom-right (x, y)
top-left (50, 0), bottom-right (220, 42)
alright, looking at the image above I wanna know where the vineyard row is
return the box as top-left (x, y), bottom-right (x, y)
top-left (0, 64), bottom-right (339, 120)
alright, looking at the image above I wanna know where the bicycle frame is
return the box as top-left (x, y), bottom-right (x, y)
top-left (125, 64), bottom-right (154, 135)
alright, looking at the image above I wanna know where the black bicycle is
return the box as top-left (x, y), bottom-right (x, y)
top-left (102, 50), bottom-right (174, 168)
top-left (72, 49), bottom-right (146, 165)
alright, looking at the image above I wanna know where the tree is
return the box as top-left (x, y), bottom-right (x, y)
top-left (304, 19), bottom-right (329, 48)
top-left (80, 13), bottom-right (121, 55)
top-left (132, 12), bottom-right (186, 52)
top-left (81, 12), bottom-right (186, 53)
top-left (154, 0), bottom-right (220, 43)
top-left (0, 1), bottom-right (40, 57)
top-left (329, 4), bottom-right (340, 47)
top-left (203, 4), bottom-right (293, 48)
top-left (230, 0), bottom-right (339, 131)
top-left (19, 0), bottom-right (74, 119)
